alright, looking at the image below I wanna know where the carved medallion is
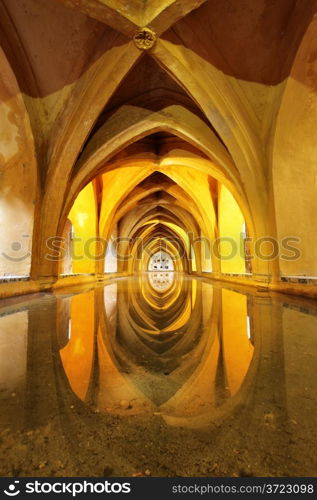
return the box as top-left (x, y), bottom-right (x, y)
top-left (133, 27), bottom-right (157, 50)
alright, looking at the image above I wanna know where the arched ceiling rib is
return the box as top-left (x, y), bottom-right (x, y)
top-left (54, 0), bottom-right (208, 37)
top-left (9, 0), bottom-right (314, 278)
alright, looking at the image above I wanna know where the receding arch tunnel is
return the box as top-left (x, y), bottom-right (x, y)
top-left (60, 134), bottom-right (250, 278)
top-left (1, 0), bottom-right (317, 479)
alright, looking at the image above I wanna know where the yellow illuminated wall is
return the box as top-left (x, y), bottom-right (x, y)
top-left (68, 182), bottom-right (97, 274)
top-left (67, 172), bottom-right (247, 277)
top-left (218, 185), bottom-right (246, 274)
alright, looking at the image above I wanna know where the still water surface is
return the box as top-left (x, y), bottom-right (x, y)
top-left (0, 274), bottom-right (317, 476)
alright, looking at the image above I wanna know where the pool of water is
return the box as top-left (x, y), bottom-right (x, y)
top-left (0, 274), bottom-right (317, 476)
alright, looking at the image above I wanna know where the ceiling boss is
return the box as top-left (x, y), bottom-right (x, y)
top-left (133, 27), bottom-right (157, 50)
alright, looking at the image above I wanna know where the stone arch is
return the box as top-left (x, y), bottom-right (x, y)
top-left (36, 99), bottom-right (271, 278)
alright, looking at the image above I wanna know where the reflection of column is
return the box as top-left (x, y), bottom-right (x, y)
top-left (234, 297), bottom-right (289, 461)
top-left (56, 297), bottom-right (71, 350)
top-left (282, 303), bottom-right (317, 467)
top-left (202, 282), bottom-right (213, 324)
top-left (0, 311), bottom-right (28, 396)
top-left (96, 287), bottom-right (155, 414)
top-left (0, 311), bottom-right (28, 428)
top-left (103, 283), bottom-right (118, 338)
top-left (25, 297), bottom-right (59, 428)
top-left (21, 292), bottom-right (104, 474)
top-left (251, 297), bottom-right (286, 414)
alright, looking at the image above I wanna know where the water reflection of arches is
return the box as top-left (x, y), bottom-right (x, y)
top-left (147, 272), bottom-right (175, 293)
top-left (58, 279), bottom-right (256, 427)
top-left (2, 279), bottom-right (316, 476)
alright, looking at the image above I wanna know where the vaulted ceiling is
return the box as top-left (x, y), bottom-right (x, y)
top-left (1, 0), bottom-right (317, 279)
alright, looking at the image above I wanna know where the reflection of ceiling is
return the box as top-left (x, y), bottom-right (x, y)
top-left (148, 271), bottom-right (175, 292)
top-left (59, 279), bottom-right (255, 419)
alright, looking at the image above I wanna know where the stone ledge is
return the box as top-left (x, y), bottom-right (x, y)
top-left (280, 276), bottom-right (317, 285)
top-left (195, 272), bottom-right (317, 300)
top-left (1, 272), bottom-right (317, 301)
top-left (0, 273), bottom-right (130, 299)
top-left (0, 276), bottom-right (30, 283)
